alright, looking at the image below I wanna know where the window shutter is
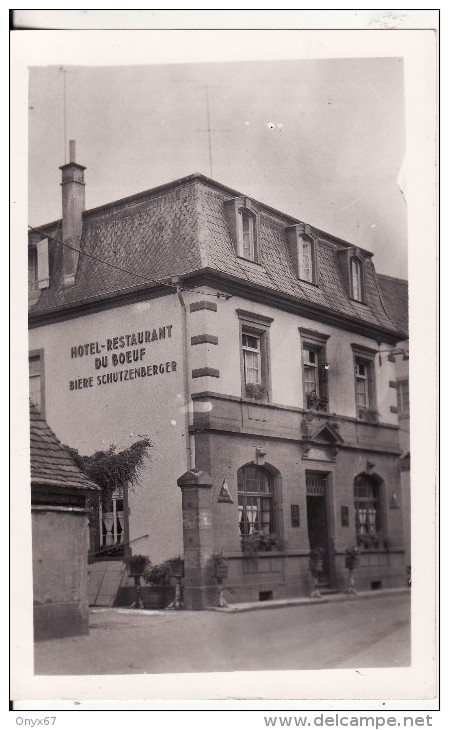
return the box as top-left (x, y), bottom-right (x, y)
top-left (37, 238), bottom-right (49, 289)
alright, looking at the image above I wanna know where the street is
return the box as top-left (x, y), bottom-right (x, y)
top-left (34, 592), bottom-right (410, 675)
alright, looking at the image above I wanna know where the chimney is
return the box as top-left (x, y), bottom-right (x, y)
top-left (60, 141), bottom-right (86, 286)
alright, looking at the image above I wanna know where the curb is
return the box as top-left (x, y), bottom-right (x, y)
top-left (208, 587), bottom-right (410, 613)
top-left (91, 608), bottom-right (164, 616)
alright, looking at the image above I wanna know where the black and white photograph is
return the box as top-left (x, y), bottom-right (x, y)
top-left (11, 11), bottom-right (438, 711)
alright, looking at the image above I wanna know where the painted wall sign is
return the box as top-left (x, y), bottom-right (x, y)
top-left (68, 325), bottom-right (177, 391)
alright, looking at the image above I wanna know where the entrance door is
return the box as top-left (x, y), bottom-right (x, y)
top-left (306, 473), bottom-right (331, 584)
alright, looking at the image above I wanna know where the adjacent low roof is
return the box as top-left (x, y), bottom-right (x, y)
top-left (377, 274), bottom-right (409, 336)
top-left (30, 403), bottom-right (99, 492)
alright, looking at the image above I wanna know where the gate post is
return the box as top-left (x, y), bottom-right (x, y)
top-left (177, 469), bottom-right (214, 610)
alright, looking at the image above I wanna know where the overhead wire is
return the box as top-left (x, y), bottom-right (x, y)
top-left (27, 224), bottom-right (231, 300)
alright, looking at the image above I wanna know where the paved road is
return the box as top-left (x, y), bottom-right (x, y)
top-left (34, 592), bottom-right (410, 675)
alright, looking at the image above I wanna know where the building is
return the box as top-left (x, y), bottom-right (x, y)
top-left (30, 403), bottom-right (99, 638)
top-left (377, 274), bottom-right (410, 569)
top-left (28, 143), bottom-right (409, 608)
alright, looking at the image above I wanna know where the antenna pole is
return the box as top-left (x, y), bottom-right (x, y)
top-left (206, 85), bottom-right (213, 178)
top-left (62, 68), bottom-right (67, 163)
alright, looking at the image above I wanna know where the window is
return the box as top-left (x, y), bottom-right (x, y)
top-left (286, 224), bottom-right (317, 284)
top-left (28, 247), bottom-right (37, 292)
top-left (350, 257), bottom-right (363, 302)
top-left (237, 309), bottom-right (273, 400)
top-left (354, 359), bottom-right (375, 418)
top-left (337, 247), bottom-right (367, 302)
top-left (355, 361), bottom-right (369, 407)
top-left (238, 465), bottom-right (274, 536)
top-left (354, 474), bottom-right (380, 537)
top-left (299, 238), bottom-right (313, 283)
top-left (299, 328), bottom-right (329, 411)
top-left (224, 196), bottom-right (260, 263)
top-left (242, 332), bottom-right (261, 385)
top-left (397, 379), bottom-right (410, 414)
top-left (241, 211), bottom-right (256, 261)
top-left (351, 345), bottom-right (377, 420)
top-left (29, 350), bottom-right (45, 414)
top-left (99, 487), bottom-right (126, 556)
top-left (28, 237), bottom-right (49, 292)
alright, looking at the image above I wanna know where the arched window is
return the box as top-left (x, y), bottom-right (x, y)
top-left (354, 474), bottom-right (380, 536)
top-left (350, 257), bottom-right (363, 301)
top-left (237, 465), bottom-right (274, 536)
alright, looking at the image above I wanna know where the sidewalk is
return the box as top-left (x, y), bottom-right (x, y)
top-left (90, 586), bottom-right (410, 616)
top-left (210, 586), bottom-right (410, 613)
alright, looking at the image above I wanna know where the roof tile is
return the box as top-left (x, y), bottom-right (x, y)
top-left (30, 404), bottom-right (99, 492)
top-left (29, 174), bottom-right (406, 338)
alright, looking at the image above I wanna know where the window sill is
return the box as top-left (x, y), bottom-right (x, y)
top-left (298, 278), bottom-right (319, 288)
top-left (243, 396), bottom-right (270, 404)
top-left (236, 255), bottom-right (263, 267)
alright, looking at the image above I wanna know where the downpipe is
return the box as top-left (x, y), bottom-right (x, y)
top-left (175, 282), bottom-right (195, 471)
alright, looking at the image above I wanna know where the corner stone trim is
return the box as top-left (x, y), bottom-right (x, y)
top-left (191, 334), bottom-right (219, 346)
top-left (389, 380), bottom-right (398, 389)
top-left (192, 367), bottom-right (220, 379)
top-left (390, 405), bottom-right (399, 413)
top-left (190, 301), bottom-right (218, 313)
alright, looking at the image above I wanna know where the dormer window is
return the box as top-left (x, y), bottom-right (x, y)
top-left (337, 246), bottom-right (368, 303)
top-left (28, 236), bottom-right (49, 292)
top-left (224, 196), bottom-right (261, 263)
top-left (241, 210), bottom-right (256, 261)
top-left (300, 238), bottom-right (313, 282)
top-left (350, 257), bottom-right (363, 301)
top-left (286, 224), bottom-right (317, 284)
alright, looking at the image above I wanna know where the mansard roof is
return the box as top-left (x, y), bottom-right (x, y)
top-left (28, 173), bottom-right (405, 340)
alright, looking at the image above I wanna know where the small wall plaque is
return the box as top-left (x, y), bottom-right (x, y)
top-left (341, 505), bottom-right (349, 527)
top-left (291, 504), bottom-right (300, 528)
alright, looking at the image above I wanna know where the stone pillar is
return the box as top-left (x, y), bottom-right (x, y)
top-left (177, 469), bottom-right (214, 610)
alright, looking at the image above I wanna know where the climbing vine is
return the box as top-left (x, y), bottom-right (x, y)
top-left (64, 436), bottom-right (153, 508)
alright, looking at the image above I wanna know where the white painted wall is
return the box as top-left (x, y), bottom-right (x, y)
top-left (29, 288), bottom-right (401, 561)
top-left (29, 294), bottom-right (187, 563)
top-left (211, 294), bottom-right (399, 424)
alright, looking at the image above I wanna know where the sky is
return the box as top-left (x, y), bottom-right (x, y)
top-left (28, 58), bottom-right (407, 279)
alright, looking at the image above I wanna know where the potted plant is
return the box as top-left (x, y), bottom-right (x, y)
top-left (308, 547), bottom-right (324, 598)
top-left (309, 547), bottom-right (324, 575)
top-left (245, 382), bottom-right (268, 400)
top-left (143, 558), bottom-right (179, 609)
top-left (126, 554), bottom-right (150, 576)
top-left (211, 553), bottom-right (229, 607)
top-left (125, 554), bottom-right (151, 610)
top-left (344, 545), bottom-right (360, 570)
top-left (166, 556), bottom-right (184, 578)
top-left (345, 546), bottom-right (360, 594)
top-left (165, 556), bottom-right (184, 609)
top-left (211, 552), bottom-right (229, 579)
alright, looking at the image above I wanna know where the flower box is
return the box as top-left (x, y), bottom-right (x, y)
top-left (245, 383), bottom-right (268, 400)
